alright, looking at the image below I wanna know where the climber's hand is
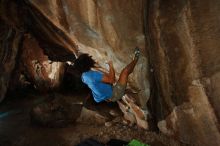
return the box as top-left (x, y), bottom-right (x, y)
top-left (107, 61), bottom-right (113, 67)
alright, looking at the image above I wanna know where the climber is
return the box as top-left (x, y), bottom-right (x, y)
top-left (74, 47), bottom-right (140, 103)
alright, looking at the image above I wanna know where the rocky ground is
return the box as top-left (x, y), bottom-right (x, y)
top-left (0, 89), bottom-right (186, 146)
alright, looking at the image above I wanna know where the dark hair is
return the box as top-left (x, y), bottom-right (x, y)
top-left (74, 54), bottom-right (96, 74)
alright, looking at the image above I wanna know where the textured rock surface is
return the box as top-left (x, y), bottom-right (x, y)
top-left (29, 0), bottom-right (150, 108)
top-left (0, 0), bottom-right (150, 105)
top-left (147, 0), bottom-right (220, 145)
top-left (1, 0), bottom-right (150, 108)
top-left (118, 94), bottom-right (148, 129)
top-left (0, 21), bottom-right (23, 102)
top-left (31, 94), bottom-right (83, 127)
top-left (20, 35), bottom-right (64, 91)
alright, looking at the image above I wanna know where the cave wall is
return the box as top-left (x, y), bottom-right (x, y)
top-left (0, 0), bottom-right (150, 107)
top-left (0, 0), bottom-right (78, 100)
top-left (0, 21), bottom-right (23, 102)
top-left (20, 35), bottom-right (64, 91)
top-left (148, 0), bottom-right (220, 145)
top-left (29, 0), bottom-right (150, 107)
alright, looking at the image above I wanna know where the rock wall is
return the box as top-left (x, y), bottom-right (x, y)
top-left (29, 0), bottom-right (150, 108)
top-left (20, 35), bottom-right (64, 91)
top-left (0, 21), bottom-right (23, 102)
top-left (147, 0), bottom-right (220, 145)
top-left (1, 0), bottom-right (150, 108)
top-left (0, 0), bottom-right (77, 98)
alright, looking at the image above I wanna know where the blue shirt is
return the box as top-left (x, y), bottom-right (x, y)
top-left (81, 70), bottom-right (113, 102)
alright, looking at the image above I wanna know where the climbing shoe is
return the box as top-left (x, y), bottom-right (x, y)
top-left (134, 47), bottom-right (140, 60)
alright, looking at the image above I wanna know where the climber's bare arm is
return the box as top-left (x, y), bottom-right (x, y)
top-left (102, 61), bottom-right (115, 84)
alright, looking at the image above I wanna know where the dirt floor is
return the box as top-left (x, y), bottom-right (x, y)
top-left (0, 89), bottom-right (185, 146)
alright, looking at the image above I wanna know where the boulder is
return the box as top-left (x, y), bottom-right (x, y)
top-left (118, 94), bottom-right (149, 129)
top-left (30, 94), bottom-right (83, 127)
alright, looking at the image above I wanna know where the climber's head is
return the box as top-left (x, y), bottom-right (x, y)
top-left (74, 54), bottom-right (96, 73)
